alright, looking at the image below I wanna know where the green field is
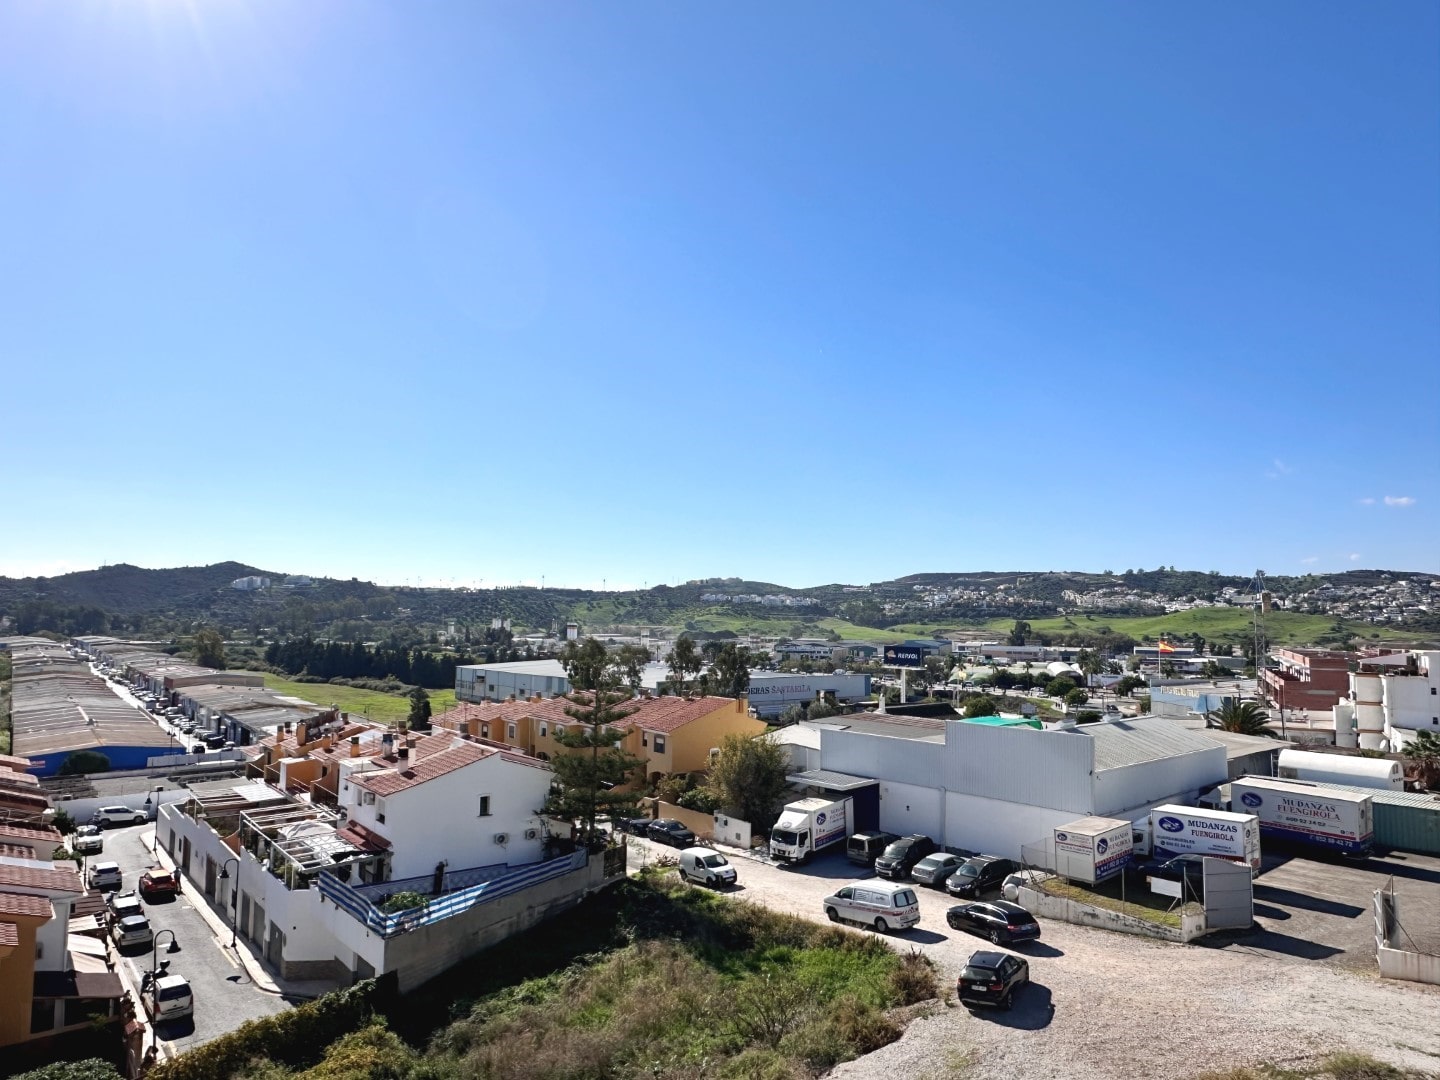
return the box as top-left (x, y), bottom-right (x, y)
top-left (977, 609), bottom-right (1421, 646)
top-left (258, 673), bottom-right (456, 725)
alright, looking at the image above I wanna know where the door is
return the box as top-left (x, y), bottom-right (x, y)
top-left (267, 922), bottom-right (285, 966)
top-left (204, 855), bottom-right (217, 898)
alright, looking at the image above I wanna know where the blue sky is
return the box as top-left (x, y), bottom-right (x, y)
top-left (1, 2), bottom-right (1436, 589)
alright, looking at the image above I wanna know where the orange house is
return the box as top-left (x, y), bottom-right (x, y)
top-left (434, 694), bottom-right (766, 784)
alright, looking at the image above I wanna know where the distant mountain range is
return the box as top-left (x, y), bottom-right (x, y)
top-left (1, 562), bottom-right (1436, 642)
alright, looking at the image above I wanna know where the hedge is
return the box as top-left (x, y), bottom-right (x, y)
top-left (148, 978), bottom-right (392, 1080)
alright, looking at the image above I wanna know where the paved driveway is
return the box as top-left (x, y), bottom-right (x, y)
top-left (99, 823), bottom-right (289, 1056)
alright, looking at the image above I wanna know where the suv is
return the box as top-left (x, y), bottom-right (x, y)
top-left (957, 949), bottom-right (1030, 1010)
top-left (89, 862), bottom-right (122, 890)
top-left (113, 914), bottom-right (154, 950)
top-left (945, 856), bottom-right (1022, 899)
top-left (91, 806), bottom-right (147, 828)
top-left (873, 835), bottom-right (937, 881)
top-left (108, 892), bottom-right (143, 921)
top-left (647, 819), bottom-right (697, 848)
top-left (146, 974), bottom-right (194, 1022)
top-left (72, 825), bottom-right (104, 855)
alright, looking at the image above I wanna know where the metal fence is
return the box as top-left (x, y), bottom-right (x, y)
top-left (353, 862), bottom-right (512, 901)
top-left (318, 849), bottom-right (590, 939)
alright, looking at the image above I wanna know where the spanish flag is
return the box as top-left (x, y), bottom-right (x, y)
top-left (1157, 641), bottom-right (1176, 654)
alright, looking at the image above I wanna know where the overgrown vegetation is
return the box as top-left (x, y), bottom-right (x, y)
top-left (164, 871), bottom-right (936, 1080)
top-left (1193, 1051), bottom-right (1437, 1080)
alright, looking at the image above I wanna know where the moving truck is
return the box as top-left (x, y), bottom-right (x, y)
top-left (1135, 805), bottom-right (1262, 871)
top-left (770, 797), bottom-right (853, 863)
top-left (1230, 776), bottom-right (1374, 857)
top-left (1053, 817), bottom-right (1133, 885)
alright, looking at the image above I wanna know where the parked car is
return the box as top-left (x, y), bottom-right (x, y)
top-left (191, 743), bottom-right (209, 754)
top-left (91, 805), bottom-right (147, 828)
top-left (144, 973), bottom-right (194, 1023)
top-left (946, 900), bottom-right (1042, 945)
top-left (89, 862), bottom-right (122, 890)
top-left (873, 835), bottom-right (937, 881)
top-left (108, 892), bottom-right (143, 921)
top-left (679, 847), bottom-right (737, 888)
top-left (822, 881), bottom-right (921, 933)
top-left (139, 867), bottom-right (178, 900)
top-left (204, 734), bottom-right (227, 749)
top-left (181, 722), bottom-right (196, 734)
top-left (945, 856), bottom-right (1023, 899)
top-left (615, 817), bottom-right (651, 837)
top-left (72, 825), bottom-right (104, 855)
top-left (647, 819), bottom-right (697, 848)
top-left (112, 914), bottom-right (154, 950)
top-left (957, 949), bottom-right (1030, 1010)
top-left (846, 831), bottom-right (899, 869)
top-left (911, 852), bottom-right (966, 888)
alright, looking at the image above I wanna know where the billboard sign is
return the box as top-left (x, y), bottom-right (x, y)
top-left (883, 645), bottom-right (927, 668)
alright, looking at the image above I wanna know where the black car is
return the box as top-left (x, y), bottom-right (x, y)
top-left (945, 856), bottom-right (1022, 899)
top-left (946, 901), bottom-right (1041, 945)
top-left (647, 819), bottom-right (697, 848)
top-left (1135, 854), bottom-right (1207, 899)
top-left (618, 817), bottom-right (653, 837)
top-left (873, 835), bottom-right (937, 880)
top-left (957, 949), bottom-right (1029, 1010)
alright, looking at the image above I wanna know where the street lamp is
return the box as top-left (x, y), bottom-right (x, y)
top-left (218, 858), bottom-right (240, 949)
top-left (149, 929), bottom-right (178, 1053)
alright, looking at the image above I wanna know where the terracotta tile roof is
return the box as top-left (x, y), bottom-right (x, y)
top-left (0, 891), bottom-right (53, 919)
top-left (0, 863), bottom-right (83, 894)
top-left (0, 921), bottom-right (17, 947)
top-left (0, 771), bottom-right (40, 788)
top-left (351, 739), bottom-right (493, 797)
top-left (336, 822), bottom-right (392, 852)
top-left (439, 694), bottom-right (742, 736)
top-left (0, 754), bottom-right (34, 771)
top-left (0, 823), bottom-right (63, 846)
top-left (0, 843), bottom-right (40, 859)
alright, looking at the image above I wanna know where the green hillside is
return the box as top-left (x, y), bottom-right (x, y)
top-left (980, 610), bottom-right (1419, 646)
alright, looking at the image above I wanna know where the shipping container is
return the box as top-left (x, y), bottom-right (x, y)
top-left (1053, 816), bottom-right (1133, 884)
top-left (1140, 805), bottom-right (1262, 870)
top-left (1230, 776), bottom-right (1374, 857)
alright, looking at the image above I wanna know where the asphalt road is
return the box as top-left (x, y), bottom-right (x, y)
top-left (99, 823), bottom-right (289, 1056)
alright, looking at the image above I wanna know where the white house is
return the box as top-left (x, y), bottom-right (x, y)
top-left (342, 732), bottom-right (552, 879)
top-left (1348, 650), bottom-right (1440, 751)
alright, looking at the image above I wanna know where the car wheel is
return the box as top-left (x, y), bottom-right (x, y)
top-left (134, 815), bottom-right (146, 824)
top-left (1002, 992), bottom-right (1014, 1012)
top-left (989, 929), bottom-right (1002, 944)
top-left (826, 906), bottom-right (840, 923)
top-left (874, 917), bottom-right (889, 933)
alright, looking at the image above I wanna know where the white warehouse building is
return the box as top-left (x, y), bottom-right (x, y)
top-left (816, 714), bottom-right (1228, 859)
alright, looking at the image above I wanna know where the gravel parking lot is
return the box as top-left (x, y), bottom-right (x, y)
top-left (627, 838), bottom-right (1440, 1080)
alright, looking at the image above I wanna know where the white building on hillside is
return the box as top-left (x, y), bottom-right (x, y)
top-left (1347, 650), bottom-right (1440, 750)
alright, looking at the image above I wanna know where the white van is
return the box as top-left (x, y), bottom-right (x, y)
top-left (821, 881), bottom-right (921, 933)
top-left (147, 974), bottom-right (194, 1022)
top-left (678, 847), bottom-right (737, 888)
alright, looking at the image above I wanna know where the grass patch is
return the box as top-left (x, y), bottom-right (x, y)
top-left (256, 673), bottom-right (455, 725)
top-left (1039, 875), bottom-right (1197, 929)
top-left (1193, 1052), bottom-right (1437, 1080)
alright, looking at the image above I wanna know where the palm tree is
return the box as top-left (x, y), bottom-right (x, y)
top-left (1205, 699), bottom-right (1278, 738)
top-left (1401, 730), bottom-right (1440, 791)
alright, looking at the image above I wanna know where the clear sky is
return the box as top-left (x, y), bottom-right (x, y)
top-left (1, 2), bottom-right (1436, 589)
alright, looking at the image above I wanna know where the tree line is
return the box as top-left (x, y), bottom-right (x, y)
top-left (262, 637), bottom-right (480, 690)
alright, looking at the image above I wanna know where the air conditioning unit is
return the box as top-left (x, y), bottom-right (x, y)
top-left (523, 828), bottom-right (539, 841)
top-left (361, 791), bottom-right (376, 805)
top-left (493, 832), bottom-right (510, 845)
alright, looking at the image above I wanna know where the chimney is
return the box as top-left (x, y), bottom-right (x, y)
top-left (381, 732), bottom-right (395, 758)
top-left (406, 737), bottom-right (416, 751)
top-left (350, 736), bottom-right (361, 758)
top-left (296, 722), bottom-right (308, 745)
top-left (531, 694), bottom-right (542, 703)
top-left (398, 745), bottom-right (410, 763)
top-left (508, 694), bottom-right (517, 703)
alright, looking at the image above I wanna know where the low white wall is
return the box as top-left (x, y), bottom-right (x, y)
top-left (713, 813), bottom-right (753, 849)
top-left (1378, 945), bottom-right (1440, 985)
top-left (1017, 884), bottom-right (1207, 943)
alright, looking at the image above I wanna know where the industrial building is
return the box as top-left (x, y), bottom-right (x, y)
top-left (811, 713), bottom-right (1228, 860)
top-left (4, 638), bottom-right (177, 776)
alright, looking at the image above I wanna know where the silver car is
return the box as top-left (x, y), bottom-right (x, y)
top-left (911, 853), bottom-right (965, 888)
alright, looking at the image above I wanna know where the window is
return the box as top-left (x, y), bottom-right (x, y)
top-left (478, 795), bottom-right (492, 817)
top-left (653, 735), bottom-right (666, 754)
top-left (539, 723), bottom-right (547, 738)
top-left (507, 723), bottom-right (517, 740)
top-left (376, 799), bottom-right (386, 825)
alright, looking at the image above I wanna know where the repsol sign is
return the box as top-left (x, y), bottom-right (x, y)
top-left (883, 646), bottom-right (927, 668)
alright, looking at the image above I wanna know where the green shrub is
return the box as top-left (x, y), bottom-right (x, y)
top-left (887, 948), bottom-right (939, 1005)
top-left (10, 1060), bottom-right (123, 1080)
top-left (379, 891), bottom-right (428, 914)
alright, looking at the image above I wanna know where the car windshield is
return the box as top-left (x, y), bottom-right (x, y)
top-left (1005, 911), bottom-right (1034, 925)
top-left (772, 830), bottom-right (799, 846)
top-left (701, 855), bottom-right (728, 868)
top-left (961, 966), bottom-right (999, 981)
top-left (881, 842), bottom-right (910, 859)
top-left (956, 864), bottom-right (980, 877)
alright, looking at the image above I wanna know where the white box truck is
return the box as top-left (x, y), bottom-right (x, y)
top-left (769, 797), bottom-right (853, 864)
top-left (1139, 805), bottom-right (1262, 871)
top-left (1053, 816), bottom-right (1133, 884)
top-left (1230, 776), bottom-right (1374, 857)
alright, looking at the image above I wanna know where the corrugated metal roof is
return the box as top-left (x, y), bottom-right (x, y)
top-left (1085, 717), bottom-right (1226, 771)
top-left (1293, 781), bottom-right (1440, 809)
top-left (787, 769), bottom-right (879, 791)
